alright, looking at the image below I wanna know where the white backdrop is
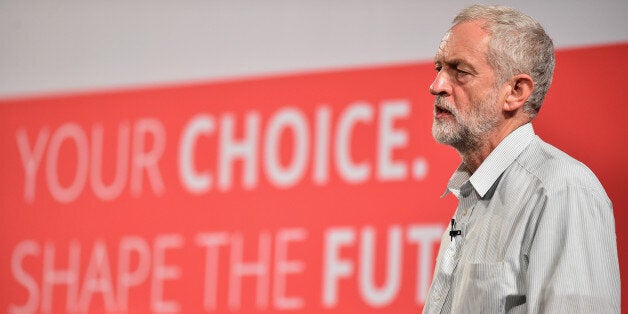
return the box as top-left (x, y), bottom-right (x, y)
top-left (1, 0), bottom-right (626, 99)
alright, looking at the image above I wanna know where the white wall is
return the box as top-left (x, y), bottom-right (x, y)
top-left (1, 0), bottom-right (626, 98)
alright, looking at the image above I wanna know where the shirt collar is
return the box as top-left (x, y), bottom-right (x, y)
top-left (442, 163), bottom-right (472, 198)
top-left (443, 123), bottom-right (536, 198)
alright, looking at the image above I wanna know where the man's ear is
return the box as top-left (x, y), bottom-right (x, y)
top-left (503, 74), bottom-right (534, 112)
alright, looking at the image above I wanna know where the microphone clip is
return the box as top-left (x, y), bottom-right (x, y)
top-left (449, 219), bottom-right (461, 241)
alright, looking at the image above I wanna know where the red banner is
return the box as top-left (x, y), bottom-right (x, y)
top-left (1, 43), bottom-right (626, 313)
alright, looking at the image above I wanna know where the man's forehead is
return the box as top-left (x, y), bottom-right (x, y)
top-left (440, 29), bottom-right (452, 48)
top-left (434, 21), bottom-right (490, 63)
top-left (434, 29), bottom-right (452, 59)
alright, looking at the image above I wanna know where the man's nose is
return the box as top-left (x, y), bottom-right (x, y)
top-left (429, 71), bottom-right (452, 96)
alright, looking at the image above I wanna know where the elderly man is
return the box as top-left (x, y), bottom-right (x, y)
top-left (423, 5), bottom-right (620, 314)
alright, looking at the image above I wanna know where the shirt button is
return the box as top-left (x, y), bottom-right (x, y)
top-left (462, 209), bottom-right (468, 216)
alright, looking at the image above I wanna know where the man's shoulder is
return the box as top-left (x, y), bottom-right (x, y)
top-left (513, 136), bottom-right (608, 198)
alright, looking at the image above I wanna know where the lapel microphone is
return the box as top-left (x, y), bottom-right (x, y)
top-left (449, 219), bottom-right (462, 241)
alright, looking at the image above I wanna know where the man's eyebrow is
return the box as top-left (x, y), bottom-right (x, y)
top-left (433, 53), bottom-right (444, 65)
top-left (437, 58), bottom-right (478, 73)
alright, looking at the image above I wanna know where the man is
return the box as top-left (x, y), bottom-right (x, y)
top-left (423, 5), bottom-right (620, 314)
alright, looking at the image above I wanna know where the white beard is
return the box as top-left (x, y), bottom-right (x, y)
top-left (432, 92), bottom-right (500, 153)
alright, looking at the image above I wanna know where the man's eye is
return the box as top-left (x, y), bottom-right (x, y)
top-left (456, 68), bottom-right (470, 77)
top-left (435, 65), bottom-right (442, 72)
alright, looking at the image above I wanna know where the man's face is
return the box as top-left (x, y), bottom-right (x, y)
top-left (430, 21), bottom-right (502, 152)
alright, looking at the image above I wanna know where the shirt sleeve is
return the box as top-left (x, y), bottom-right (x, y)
top-left (524, 184), bottom-right (620, 313)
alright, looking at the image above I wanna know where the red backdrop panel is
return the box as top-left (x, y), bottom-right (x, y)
top-left (0, 43), bottom-right (625, 313)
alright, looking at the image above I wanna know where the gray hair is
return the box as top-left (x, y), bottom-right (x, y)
top-left (453, 5), bottom-right (555, 118)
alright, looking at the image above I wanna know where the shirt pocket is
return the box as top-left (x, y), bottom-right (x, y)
top-left (451, 261), bottom-right (506, 314)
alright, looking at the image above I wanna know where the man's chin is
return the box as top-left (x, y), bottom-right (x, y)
top-left (432, 120), bottom-right (459, 140)
top-left (432, 122), bottom-right (476, 150)
top-left (432, 128), bottom-right (460, 145)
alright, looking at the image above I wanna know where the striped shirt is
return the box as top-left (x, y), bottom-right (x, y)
top-left (423, 123), bottom-right (620, 314)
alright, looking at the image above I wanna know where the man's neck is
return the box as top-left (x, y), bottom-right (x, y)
top-left (459, 145), bottom-right (493, 174)
top-left (458, 120), bottom-right (528, 173)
